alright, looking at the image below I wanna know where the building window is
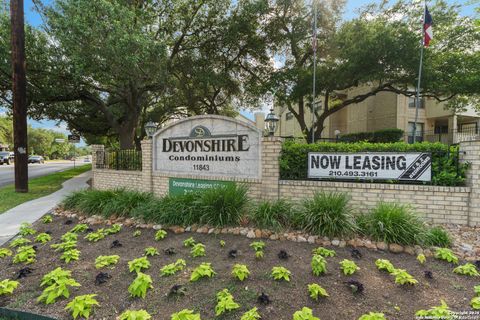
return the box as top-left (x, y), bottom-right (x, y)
top-left (407, 122), bottom-right (424, 143)
top-left (285, 112), bottom-right (294, 120)
top-left (408, 97), bottom-right (425, 109)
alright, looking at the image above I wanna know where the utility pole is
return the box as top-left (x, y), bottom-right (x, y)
top-left (11, 0), bottom-right (28, 192)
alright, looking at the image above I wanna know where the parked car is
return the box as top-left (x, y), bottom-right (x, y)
top-left (28, 155), bottom-right (45, 164)
top-left (0, 151), bottom-right (11, 165)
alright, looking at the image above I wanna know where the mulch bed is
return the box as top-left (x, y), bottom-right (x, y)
top-left (0, 216), bottom-right (477, 320)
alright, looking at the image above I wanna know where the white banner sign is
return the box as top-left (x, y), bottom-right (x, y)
top-left (308, 152), bottom-right (431, 181)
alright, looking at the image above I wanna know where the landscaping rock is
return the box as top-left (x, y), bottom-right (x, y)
top-left (404, 246), bottom-right (415, 255)
top-left (270, 234), bottom-right (279, 241)
top-left (331, 239), bottom-right (340, 246)
top-left (255, 229), bottom-right (262, 238)
top-left (339, 240), bottom-right (346, 248)
top-left (365, 240), bottom-right (376, 250)
top-left (376, 242), bottom-right (388, 251)
top-left (246, 230), bottom-right (256, 239)
top-left (307, 236), bottom-right (316, 244)
top-left (389, 243), bottom-right (404, 253)
top-left (240, 228), bottom-right (249, 236)
top-left (297, 236), bottom-right (307, 243)
top-left (123, 218), bottom-right (134, 227)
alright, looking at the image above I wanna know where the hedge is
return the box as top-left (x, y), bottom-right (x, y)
top-left (279, 140), bottom-right (468, 186)
top-left (339, 128), bottom-right (404, 143)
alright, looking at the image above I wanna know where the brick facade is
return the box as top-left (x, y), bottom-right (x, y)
top-left (92, 139), bottom-right (480, 227)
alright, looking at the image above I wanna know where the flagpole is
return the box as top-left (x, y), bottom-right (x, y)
top-left (412, 1), bottom-right (426, 143)
top-left (311, 0), bottom-right (317, 143)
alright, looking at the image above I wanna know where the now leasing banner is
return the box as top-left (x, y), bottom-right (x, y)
top-left (308, 152), bottom-right (432, 181)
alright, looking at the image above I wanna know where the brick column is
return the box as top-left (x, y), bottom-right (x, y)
top-left (141, 139), bottom-right (153, 193)
top-left (460, 140), bottom-right (480, 226)
top-left (260, 136), bottom-right (282, 200)
top-left (90, 145), bottom-right (105, 171)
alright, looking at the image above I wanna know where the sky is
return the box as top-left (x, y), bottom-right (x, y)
top-left (8, 0), bottom-right (480, 132)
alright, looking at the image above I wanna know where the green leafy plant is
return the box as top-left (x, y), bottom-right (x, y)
top-left (358, 202), bottom-right (424, 245)
top-left (215, 288), bottom-right (240, 316)
top-left (196, 184), bottom-right (249, 227)
top-left (453, 263), bottom-right (479, 276)
top-left (42, 215), bottom-right (53, 223)
top-left (190, 263), bottom-right (216, 282)
top-left (190, 243), bottom-right (206, 257)
top-left (51, 240), bottom-right (77, 252)
top-left (250, 241), bottom-right (265, 254)
top-left (13, 245), bottom-right (36, 264)
top-left (375, 259), bottom-right (395, 273)
top-left (144, 247), bottom-right (159, 257)
top-left (95, 255), bottom-right (120, 269)
top-left (118, 310), bottom-right (151, 320)
top-left (61, 249), bottom-right (81, 264)
top-left (297, 192), bottom-right (357, 238)
top-left (231, 264), bottom-right (250, 281)
top-left (292, 307), bottom-right (320, 320)
top-left (65, 294), bottom-right (99, 319)
top-left (70, 224), bottom-right (88, 233)
top-left (133, 230), bottom-right (142, 237)
top-left (417, 254), bottom-right (426, 264)
top-left (271, 266), bottom-right (291, 281)
top-left (183, 237), bottom-right (196, 247)
top-left (84, 229), bottom-right (105, 242)
top-left (9, 237), bottom-right (31, 248)
top-left (475, 285), bottom-right (480, 296)
top-left (128, 272), bottom-right (153, 299)
top-left (423, 226), bottom-right (452, 247)
top-left (38, 268), bottom-right (81, 304)
top-left (19, 222), bottom-right (36, 236)
top-left (128, 257), bottom-right (151, 273)
top-left (171, 309), bottom-right (201, 320)
top-left (415, 300), bottom-right (453, 319)
top-left (308, 283), bottom-right (329, 300)
top-left (340, 259), bottom-right (359, 276)
top-left (0, 279), bottom-right (19, 295)
top-left (155, 229), bottom-right (167, 241)
top-left (104, 224), bottom-right (122, 235)
top-left (358, 312), bottom-right (387, 320)
top-left (391, 269), bottom-right (418, 285)
top-left (471, 297), bottom-right (480, 310)
top-left (35, 233), bottom-right (52, 244)
top-left (255, 251), bottom-right (264, 259)
top-left (312, 247), bottom-right (336, 257)
top-left (160, 259), bottom-right (186, 276)
top-left (61, 232), bottom-right (78, 242)
top-left (0, 248), bottom-right (12, 258)
top-left (435, 248), bottom-right (458, 264)
top-left (241, 307), bottom-right (261, 320)
top-left (311, 254), bottom-right (327, 276)
top-left (250, 199), bottom-right (296, 231)
top-left (220, 240), bottom-right (226, 247)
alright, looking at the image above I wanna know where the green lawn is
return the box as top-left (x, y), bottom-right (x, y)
top-left (0, 164), bottom-right (91, 214)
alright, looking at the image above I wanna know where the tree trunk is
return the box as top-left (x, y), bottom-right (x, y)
top-left (118, 119), bottom-right (137, 149)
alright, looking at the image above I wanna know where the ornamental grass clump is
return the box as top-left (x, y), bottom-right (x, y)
top-left (297, 192), bottom-right (357, 238)
top-left (423, 226), bottom-right (452, 247)
top-left (358, 202), bottom-right (424, 245)
top-left (250, 199), bottom-right (296, 231)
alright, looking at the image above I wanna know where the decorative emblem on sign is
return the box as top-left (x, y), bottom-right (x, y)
top-left (190, 126), bottom-right (211, 138)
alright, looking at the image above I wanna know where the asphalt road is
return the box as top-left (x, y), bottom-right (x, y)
top-left (0, 161), bottom-right (81, 187)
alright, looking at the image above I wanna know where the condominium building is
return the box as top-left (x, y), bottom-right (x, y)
top-left (274, 86), bottom-right (480, 144)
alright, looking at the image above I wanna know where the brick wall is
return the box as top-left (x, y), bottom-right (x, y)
top-left (91, 139), bottom-right (480, 226)
top-left (279, 180), bottom-right (471, 225)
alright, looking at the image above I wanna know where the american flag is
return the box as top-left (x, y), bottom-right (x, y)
top-left (424, 6), bottom-right (433, 47)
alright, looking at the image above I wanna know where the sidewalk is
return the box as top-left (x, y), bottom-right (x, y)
top-left (0, 171), bottom-right (91, 246)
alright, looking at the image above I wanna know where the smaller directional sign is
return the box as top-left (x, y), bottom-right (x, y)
top-left (68, 134), bottom-right (80, 144)
top-left (55, 138), bottom-right (65, 143)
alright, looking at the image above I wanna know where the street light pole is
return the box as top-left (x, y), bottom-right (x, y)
top-left (10, 0), bottom-right (28, 193)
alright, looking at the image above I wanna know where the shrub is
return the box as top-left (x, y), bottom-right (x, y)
top-left (0, 279), bottom-right (19, 295)
top-left (308, 283), bottom-right (328, 300)
top-left (293, 307), bottom-right (320, 320)
top-left (340, 128), bottom-right (404, 143)
top-left (128, 272), bottom-right (153, 299)
top-left (119, 310), bottom-right (151, 320)
top-left (195, 184), bottom-right (249, 227)
top-left (279, 140), bottom-right (467, 186)
top-left (359, 202), bottom-right (425, 245)
top-left (171, 309), bottom-right (200, 320)
top-left (190, 263), bottom-right (216, 282)
top-left (250, 199), bottom-right (295, 231)
top-left (215, 289), bottom-right (240, 316)
top-left (65, 294), bottom-right (99, 319)
top-left (271, 266), bottom-right (291, 281)
top-left (435, 248), bottom-right (458, 264)
top-left (297, 192), bottom-right (356, 238)
top-left (340, 259), bottom-right (359, 276)
top-left (423, 227), bottom-right (452, 247)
